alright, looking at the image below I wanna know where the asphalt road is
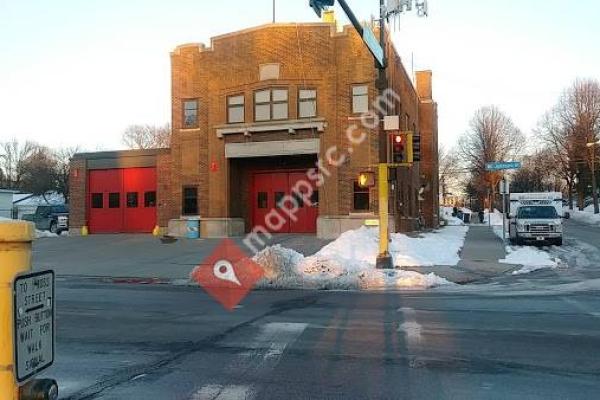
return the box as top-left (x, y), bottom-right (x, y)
top-left (42, 278), bottom-right (600, 400)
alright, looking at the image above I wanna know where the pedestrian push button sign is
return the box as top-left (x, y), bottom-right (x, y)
top-left (13, 270), bottom-right (55, 383)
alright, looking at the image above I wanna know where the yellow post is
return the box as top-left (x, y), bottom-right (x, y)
top-left (376, 163), bottom-right (393, 269)
top-left (0, 220), bottom-right (35, 400)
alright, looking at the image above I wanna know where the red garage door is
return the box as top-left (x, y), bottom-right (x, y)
top-left (252, 171), bottom-right (317, 233)
top-left (88, 168), bottom-right (157, 233)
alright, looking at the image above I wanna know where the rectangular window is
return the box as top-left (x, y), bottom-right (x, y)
top-left (126, 192), bottom-right (138, 208)
top-left (257, 192), bottom-right (268, 209)
top-left (353, 182), bottom-right (369, 211)
top-left (254, 90), bottom-right (271, 121)
top-left (227, 95), bottom-right (245, 124)
top-left (108, 193), bottom-right (120, 209)
top-left (182, 187), bottom-right (198, 215)
top-left (183, 99), bottom-right (198, 128)
top-left (274, 191), bottom-right (285, 208)
top-left (298, 89), bottom-right (317, 118)
top-left (352, 85), bottom-right (369, 114)
top-left (91, 193), bottom-right (103, 209)
top-left (144, 191), bottom-right (156, 207)
top-left (254, 88), bottom-right (288, 121)
top-left (272, 89), bottom-right (288, 120)
top-left (310, 190), bottom-right (319, 207)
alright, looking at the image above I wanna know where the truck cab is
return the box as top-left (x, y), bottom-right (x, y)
top-left (22, 205), bottom-right (69, 234)
top-left (508, 192), bottom-right (568, 246)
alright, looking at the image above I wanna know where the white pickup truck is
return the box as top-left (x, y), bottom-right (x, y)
top-left (508, 192), bottom-right (569, 246)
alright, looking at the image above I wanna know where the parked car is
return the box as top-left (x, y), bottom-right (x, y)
top-left (22, 205), bottom-right (69, 234)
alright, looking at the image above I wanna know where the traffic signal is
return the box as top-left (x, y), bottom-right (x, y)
top-left (390, 133), bottom-right (405, 163)
top-left (412, 134), bottom-right (421, 162)
top-left (357, 171), bottom-right (375, 188)
top-left (309, 0), bottom-right (334, 17)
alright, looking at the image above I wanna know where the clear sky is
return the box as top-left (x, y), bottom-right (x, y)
top-left (1, 0), bottom-right (598, 151)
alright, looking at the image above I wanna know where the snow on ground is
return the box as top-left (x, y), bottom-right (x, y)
top-left (35, 230), bottom-right (59, 238)
top-left (568, 205), bottom-right (600, 226)
top-left (440, 207), bottom-right (465, 226)
top-left (254, 226), bottom-right (468, 290)
top-left (500, 246), bottom-right (560, 275)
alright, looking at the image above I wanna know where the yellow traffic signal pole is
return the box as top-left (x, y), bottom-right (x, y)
top-left (377, 164), bottom-right (392, 266)
top-left (0, 220), bottom-right (35, 400)
top-left (375, 0), bottom-right (393, 269)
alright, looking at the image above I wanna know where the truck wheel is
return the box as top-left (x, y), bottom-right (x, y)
top-left (49, 221), bottom-right (58, 234)
top-left (555, 238), bottom-right (563, 246)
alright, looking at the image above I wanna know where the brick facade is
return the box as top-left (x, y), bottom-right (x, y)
top-left (69, 22), bottom-right (439, 238)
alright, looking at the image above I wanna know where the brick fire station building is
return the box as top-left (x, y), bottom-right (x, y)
top-left (69, 22), bottom-right (439, 238)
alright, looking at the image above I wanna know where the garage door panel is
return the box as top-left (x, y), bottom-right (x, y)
top-left (251, 170), bottom-right (317, 234)
top-left (88, 169), bottom-right (123, 233)
top-left (123, 168), bottom-right (157, 233)
top-left (88, 167), bottom-right (156, 234)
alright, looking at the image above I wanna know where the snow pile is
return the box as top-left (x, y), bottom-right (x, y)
top-left (499, 246), bottom-right (559, 275)
top-left (568, 205), bottom-right (600, 226)
top-left (440, 207), bottom-right (465, 226)
top-left (35, 230), bottom-right (59, 238)
top-left (254, 226), bottom-right (467, 290)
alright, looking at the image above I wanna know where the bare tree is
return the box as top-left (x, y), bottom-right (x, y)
top-left (555, 79), bottom-right (600, 213)
top-left (0, 139), bottom-right (37, 189)
top-left (537, 110), bottom-right (578, 208)
top-left (54, 146), bottom-right (80, 203)
top-left (439, 145), bottom-right (462, 204)
top-left (458, 106), bottom-right (525, 208)
top-left (122, 124), bottom-right (171, 149)
top-left (20, 146), bottom-right (58, 200)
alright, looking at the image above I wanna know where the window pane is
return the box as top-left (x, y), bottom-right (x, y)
top-left (144, 191), bottom-right (156, 207)
top-left (126, 192), bottom-right (138, 208)
top-left (299, 89), bottom-right (316, 100)
top-left (257, 192), bottom-right (268, 209)
top-left (352, 85), bottom-right (368, 96)
top-left (274, 192), bottom-right (285, 208)
top-left (228, 105), bottom-right (244, 123)
top-left (272, 102), bottom-right (288, 120)
top-left (310, 190), bottom-right (319, 207)
top-left (353, 95), bottom-right (369, 114)
top-left (255, 90), bottom-right (270, 103)
top-left (292, 191), bottom-right (304, 208)
top-left (353, 182), bottom-right (369, 211)
top-left (272, 89), bottom-right (288, 102)
top-left (255, 104), bottom-right (271, 121)
top-left (184, 109), bottom-right (197, 126)
top-left (182, 187), bottom-right (198, 215)
top-left (91, 193), bottom-right (103, 209)
top-left (228, 95), bottom-right (244, 106)
top-left (184, 100), bottom-right (198, 110)
top-left (299, 100), bottom-right (317, 118)
top-left (109, 193), bottom-right (120, 209)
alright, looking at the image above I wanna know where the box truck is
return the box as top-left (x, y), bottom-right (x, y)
top-left (508, 192), bottom-right (569, 246)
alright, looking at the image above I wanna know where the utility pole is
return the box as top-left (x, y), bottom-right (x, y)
top-left (273, 0), bottom-right (276, 23)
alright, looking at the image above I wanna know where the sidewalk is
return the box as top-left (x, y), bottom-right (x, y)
top-left (404, 225), bottom-right (517, 284)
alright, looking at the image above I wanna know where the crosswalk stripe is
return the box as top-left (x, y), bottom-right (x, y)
top-left (191, 322), bottom-right (307, 400)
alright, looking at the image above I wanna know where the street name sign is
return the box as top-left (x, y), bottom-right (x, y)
top-left (362, 26), bottom-right (385, 69)
top-left (13, 270), bottom-right (55, 383)
top-left (485, 161), bottom-right (522, 171)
